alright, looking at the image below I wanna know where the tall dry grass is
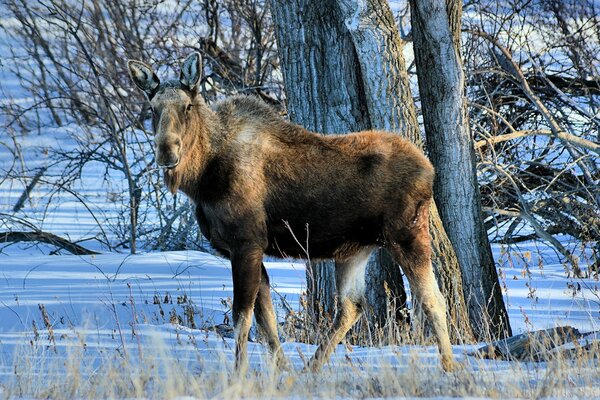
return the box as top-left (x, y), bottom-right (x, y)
top-left (2, 311), bottom-right (598, 399)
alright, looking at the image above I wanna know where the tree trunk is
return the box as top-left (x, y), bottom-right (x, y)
top-left (410, 0), bottom-right (512, 340)
top-left (270, 0), bottom-right (407, 337)
top-left (269, 0), bottom-right (372, 330)
top-left (270, 0), bottom-right (473, 342)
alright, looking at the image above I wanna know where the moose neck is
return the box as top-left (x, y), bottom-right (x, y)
top-left (164, 103), bottom-right (219, 199)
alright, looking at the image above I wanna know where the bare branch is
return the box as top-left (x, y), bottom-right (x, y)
top-left (0, 231), bottom-right (100, 255)
top-left (475, 129), bottom-right (600, 154)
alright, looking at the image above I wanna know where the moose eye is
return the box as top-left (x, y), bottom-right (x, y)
top-left (185, 104), bottom-right (193, 114)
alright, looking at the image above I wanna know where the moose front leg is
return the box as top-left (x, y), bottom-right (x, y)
top-left (230, 242), bottom-right (263, 374)
top-left (254, 263), bottom-right (289, 368)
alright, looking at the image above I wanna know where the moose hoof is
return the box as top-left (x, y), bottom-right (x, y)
top-left (441, 355), bottom-right (457, 372)
top-left (276, 355), bottom-right (291, 372)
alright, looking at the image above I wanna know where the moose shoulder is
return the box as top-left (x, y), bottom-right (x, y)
top-left (128, 52), bottom-right (455, 373)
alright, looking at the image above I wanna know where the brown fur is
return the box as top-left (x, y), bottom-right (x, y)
top-left (168, 95), bottom-right (435, 258)
top-left (128, 54), bottom-right (455, 373)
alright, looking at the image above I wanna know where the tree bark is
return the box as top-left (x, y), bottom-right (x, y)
top-left (410, 0), bottom-right (512, 339)
top-left (270, 0), bottom-right (372, 329)
top-left (271, 0), bottom-right (473, 342)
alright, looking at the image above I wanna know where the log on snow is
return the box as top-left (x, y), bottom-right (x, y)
top-left (0, 231), bottom-right (99, 255)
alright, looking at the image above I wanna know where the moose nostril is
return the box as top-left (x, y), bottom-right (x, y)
top-left (166, 159), bottom-right (179, 169)
top-left (157, 153), bottom-right (179, 168)
top-left (155, 134), bottom-right (182, 168)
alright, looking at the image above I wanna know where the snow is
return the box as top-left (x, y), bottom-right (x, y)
top-left (0, 245), bottom-right (597, 382)
top-left (493, 241), bottom-right (599, 334)
top-left (0, 251), bottom-right (304, 334)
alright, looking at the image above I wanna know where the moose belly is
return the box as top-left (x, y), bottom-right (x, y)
top-left (264, 211), bottom-right (383, 259)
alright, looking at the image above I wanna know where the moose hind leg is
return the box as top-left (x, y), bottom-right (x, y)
top-left (386, 205), bottom-right (454, 371)
top-left (405, 259), bottom-right (454, 371)
top-left (308, 247), bottom-right (373, 372)
top-left (254, 263), bottom-right (288, 368)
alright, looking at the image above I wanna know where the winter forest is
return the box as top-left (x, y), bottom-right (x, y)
top-left (0, 0), bottom-right (599, 398)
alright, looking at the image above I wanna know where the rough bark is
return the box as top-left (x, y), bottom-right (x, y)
top-left (410, 0), bottom-right (512, 339)
top-left (270, 0), bottom-right (371, 327)
top-left (271, 0), bottom-right (474, 342)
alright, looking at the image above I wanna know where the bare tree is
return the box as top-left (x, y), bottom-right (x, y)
top-left (462, 0), bottom-right (599, 275)
top-left (1, 0), bottom-right (281, 254)
top-left (410, 0), bottom-right (512, 339)
top-left (270, 0), bottom-right (474, 342)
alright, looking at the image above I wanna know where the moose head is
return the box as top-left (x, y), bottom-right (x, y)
top-left (128, 53), bottom-right (203, 170)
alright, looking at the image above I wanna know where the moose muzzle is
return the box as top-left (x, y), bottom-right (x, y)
top-left (155, 134), bottom-right (181, 169)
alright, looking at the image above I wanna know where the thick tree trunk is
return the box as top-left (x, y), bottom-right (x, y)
top-left (269, 0), bottom-right (373, 329)
top-left (271, 0), bottom-right (473, 342)
top-left (410, 0), bottom-right (512, 340)
top-left (270, 0), bottom-right (407, 336)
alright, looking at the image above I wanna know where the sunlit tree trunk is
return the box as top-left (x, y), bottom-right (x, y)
top-left (271, 0), bottom-right (473, 342)
top-left (410, 0), bottom-right (512, 339)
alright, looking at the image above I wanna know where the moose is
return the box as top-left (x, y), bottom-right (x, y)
top-left (128, 53), bottom-right (455, 373)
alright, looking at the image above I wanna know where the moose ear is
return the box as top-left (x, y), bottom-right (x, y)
top-left (128, 60), bottom-right (160, 97)
top-left (180, 52), bottom-right (202, 91)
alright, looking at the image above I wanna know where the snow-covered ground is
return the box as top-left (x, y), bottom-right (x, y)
top-left (0, 245), bottom-right (598, 397)
top-left (0, 243), bottom-right (597, 345)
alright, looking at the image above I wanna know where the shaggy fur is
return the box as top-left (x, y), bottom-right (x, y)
top-left (128, 53), bottom-right (455, 373)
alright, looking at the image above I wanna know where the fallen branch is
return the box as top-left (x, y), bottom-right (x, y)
top-left (0, 231), bottom-right (100, 255)
top-left (471, 326), bottom-right (600, 362)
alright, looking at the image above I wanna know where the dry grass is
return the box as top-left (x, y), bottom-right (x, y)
top-left (1, 324), bottom-right (599, 399)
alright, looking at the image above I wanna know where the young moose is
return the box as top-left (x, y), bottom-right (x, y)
top-left (128, 53), bottom-right (455, 372)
